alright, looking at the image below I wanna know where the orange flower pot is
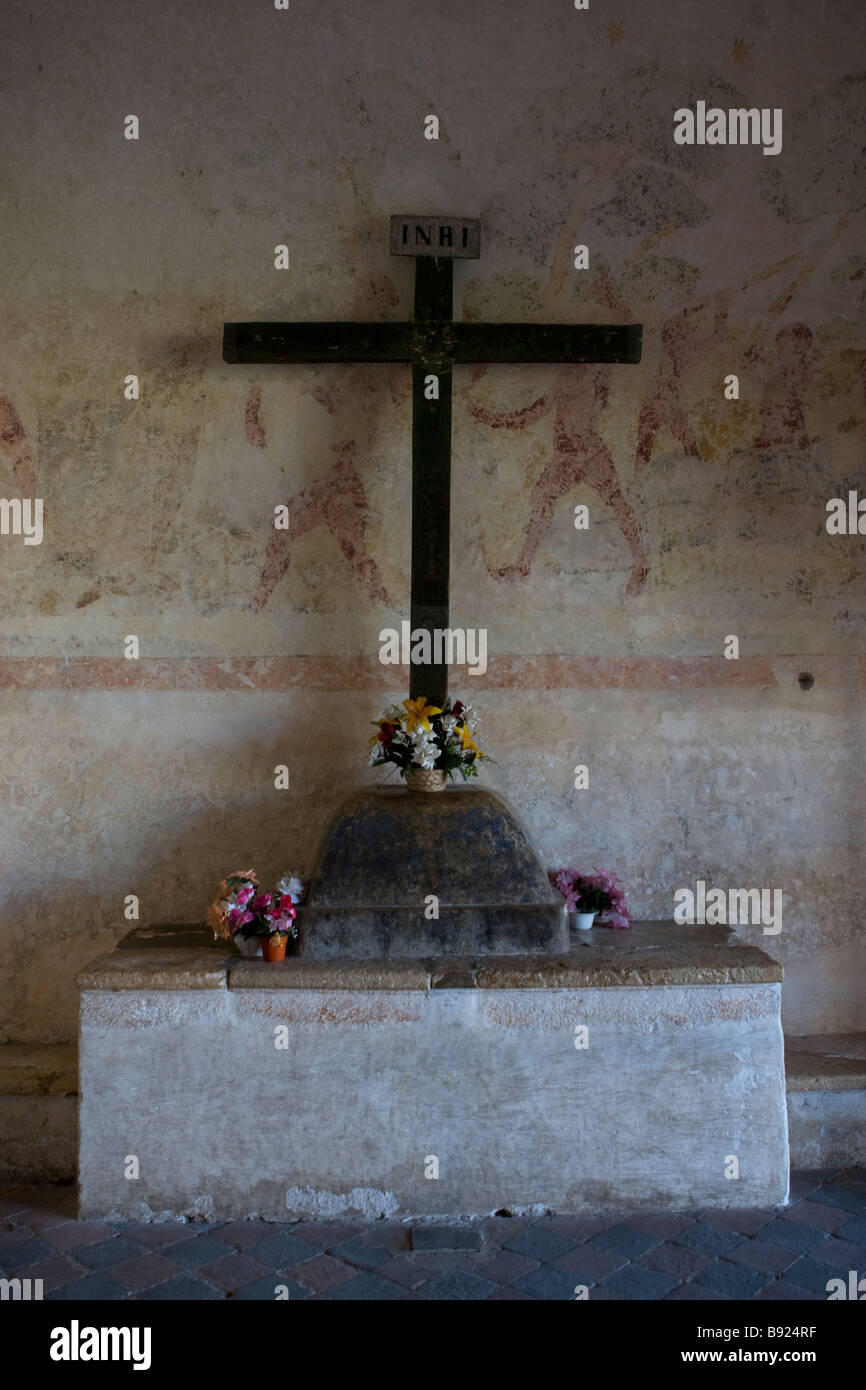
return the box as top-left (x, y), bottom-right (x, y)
top-left (262, 935), bottom-right (287, 963)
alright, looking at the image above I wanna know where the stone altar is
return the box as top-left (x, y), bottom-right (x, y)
top-left (77, 918), bottom-right (789, 1221)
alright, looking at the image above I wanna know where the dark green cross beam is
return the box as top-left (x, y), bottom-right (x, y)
top-left (224, 215), bottom-right (642, 708)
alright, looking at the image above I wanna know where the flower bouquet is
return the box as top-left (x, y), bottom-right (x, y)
top-left (369, 696), bottom-right (486, 791)
top-left (550, 867), bottom-right (631, 930)
top-left (207, 869), bottom-right (305, 960)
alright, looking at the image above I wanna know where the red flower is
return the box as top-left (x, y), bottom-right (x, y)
top-left (377, 720), bottom-right (396, 743)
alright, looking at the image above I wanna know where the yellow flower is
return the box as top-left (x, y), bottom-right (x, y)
top-left (459, 724), bottom-right (480, 755)
top-left (402, 696), bottom-right (442, 733)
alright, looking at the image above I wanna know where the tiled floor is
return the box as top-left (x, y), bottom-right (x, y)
top-left (2, 1170), bottom-right (865, 1300)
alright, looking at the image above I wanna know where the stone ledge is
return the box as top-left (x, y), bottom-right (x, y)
top-left (786, 1034), bottom-right (866, 1092)
top-left (229, 958), bottom-right (433, 991)
top-left (76, 921), bottom-right (782, 990)
top-left (77, 945), bottom-right (234, 991)
top-left (0, 1044), bottom-right (78, 1095)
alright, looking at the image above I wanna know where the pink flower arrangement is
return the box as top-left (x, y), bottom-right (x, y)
top-left (550, 866), bottom-right (631, 930)
top-left (227, 890), bottom-right (296, 934)
top-left (208, 870), bottom-right (301, 942)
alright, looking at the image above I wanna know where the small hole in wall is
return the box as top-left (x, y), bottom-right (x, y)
top-left (798, 672), bottom-right (815, 691)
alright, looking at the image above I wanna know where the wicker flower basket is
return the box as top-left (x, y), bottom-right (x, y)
top-left (405, 767), bottom-right (448, 793)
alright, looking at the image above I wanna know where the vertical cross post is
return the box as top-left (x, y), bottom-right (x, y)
top-left (411, 258), bottom-right (453, 708)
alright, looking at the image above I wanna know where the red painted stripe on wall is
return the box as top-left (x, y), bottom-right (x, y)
top-left (0, 654), bottom-right (854, 692)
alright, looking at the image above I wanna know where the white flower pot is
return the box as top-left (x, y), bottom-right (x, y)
top-left (575, 912), bottom-right (597, 931)
top-left (234, 934), bottom-right (263, 958)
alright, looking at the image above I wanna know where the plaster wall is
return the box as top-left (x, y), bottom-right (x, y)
top-left (0, 0), bottom-right (864, 1040)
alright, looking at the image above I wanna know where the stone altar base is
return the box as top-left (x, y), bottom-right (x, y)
top-left (77, 924), bottom-right (788, 1220)
top-left (299, 787), bottom-right (566, 958)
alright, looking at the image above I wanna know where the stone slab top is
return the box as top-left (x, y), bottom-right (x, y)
top-left (76, 921), bottom-right (783, 991)
top-left (785, 1034), bottom-right (866, 1092)
top-left (76, 925), bottom-right (235, 990)
top-left (0, 1043), bottom-right (78, 1095)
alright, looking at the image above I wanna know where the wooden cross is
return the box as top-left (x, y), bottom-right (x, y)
top-left (224, 215), bottom-right (642, 708)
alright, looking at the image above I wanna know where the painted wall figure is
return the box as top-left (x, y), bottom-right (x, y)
top-left (247, 251), bottom-right (405, 611)
top-left (470, 365), bottom-right (649, 596)
top-left (636, 296), bottom-right (729, 466)
top-left (750, 322), bottom-right (814, 450)
top-left (244, 386), bottom-right (267, 449)
top-left (249, 435), bottom-right (391, 612)
top-left (0, 397), bottom-right (36, 496)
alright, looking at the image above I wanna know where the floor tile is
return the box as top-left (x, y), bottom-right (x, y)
top-left (699, 1208), bottom-right (774, 1236)
top-left (0, 1236), bottom-right (52, 1268)
top-left (694, 1261), bottom-right (768, 1298)
top-left (320, 1272), bottom-right (409, 1300)
top-left (49, 1221), bottom-right (115, 1252)
top-left (0, 1223), bottom-right (37, 1247)
top-left (196, 1253), bottom-right (271, 1293)
top-left (120, 1223), bottom-right (196, 1250)
top-left (216, 1221), bottom-right (285, 1249)
top-left (725, 1239), bottom-right (799, 1274)
top-left (160, 1235), bottom-right (235, 1268)
top-left (74, 1237), bottom-right (146, 1270)
top-left (331, 1237), bottom-right (392, 1269)
top-left (411, 1226), bottom-right (482, 1251)
top-left (11, 1206), bottom-right (73, 1235)
top-left (11, 1254), bottom-right (87, 1293)
top-left (754, 1278), bottom-right (824, 1301)
top-left (0, 1195), bottom-right (30, 1219)
top-left (787, 1176), bottom-right (821, 1200)
top-left (375, 1254), bottom-right (436, 1290)
top-left (638, 1242), bottom-right (713, 1280)
top-left (665, 1284), bottom-right (731, 1300)
top-left (806, 1236), bottom-right (866, 1269)
top-left (627, 1213), bottom-right (697, 1238)
top-left (511, 1265), bottom-right (578, 1300)
top-left (597, 1264), bottom-right (680, 1300)
top-left (586, 1223), bottom-right (662, 1259)
top-left (552, 1245), bottom-right (628, 1282)
top-left (423, 1270), bottom-right (499, 1300)
top-left (504, 1225), bottom-right (577, 1260)
top-left (135, 1275), bottom-right (222, 1300)
top-left (230, 1276), bottom-right (311, 1300)
top-left (289, 1254), bottom-right (356, 1292)
top-left (107, 1253), bottom-right (182, 1292)
top-left (757, 1219), bottom-right (828, 1254)
top-left (782, 1256), bottom-right (852, 1295)
top-left (780, 1201), bottom-right (847, 1233)
top-left (674, 1224), bottom-right (744, 1255)
top-left (47, 1272), bottom-right (130, 1300)
top-left (472, 1250), bottom-right (539, 1284)
top-left (224, 1232), bottom-right (312, 1268)
top-left (293, 1220), bottom-right (364, 1250)
top-left (545, 1215), bottom-right (614, 1240)
top-left (807, 1184), bottom-right (866, 1213)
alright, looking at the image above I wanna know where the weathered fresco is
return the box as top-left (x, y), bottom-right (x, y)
top-left (0, 0), bottom-right (864, 1041)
